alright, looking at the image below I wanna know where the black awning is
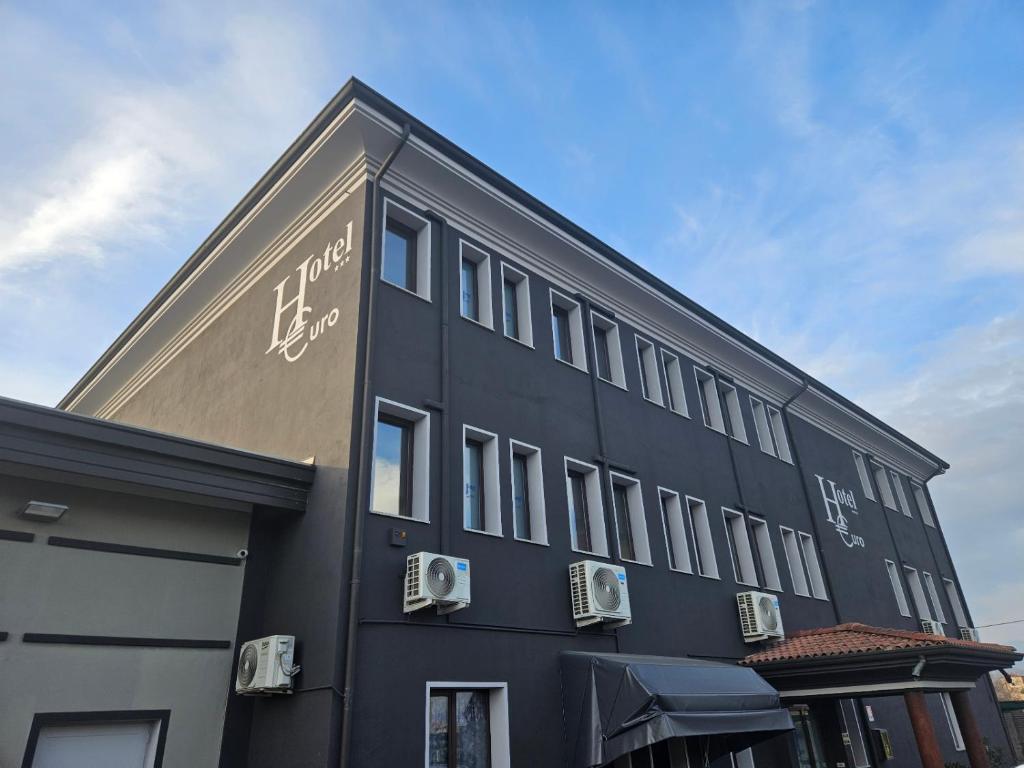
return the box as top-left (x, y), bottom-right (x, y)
top-left (559, 651), bottom-right (793, 768)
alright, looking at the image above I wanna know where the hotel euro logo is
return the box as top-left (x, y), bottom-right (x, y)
top-left (815, 474), bottom-right (866, 549)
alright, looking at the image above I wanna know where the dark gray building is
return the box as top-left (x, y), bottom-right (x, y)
top-left (28, 78), bottom-right (1019, 768)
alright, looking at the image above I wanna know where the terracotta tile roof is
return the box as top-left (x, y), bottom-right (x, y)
top-left (741, 623), bottom-right (1018, 666)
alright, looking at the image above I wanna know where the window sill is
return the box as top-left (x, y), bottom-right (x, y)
top-left (513, 536), bottom-right (550, 547)
top-left (460, 314), bottom-right (495, 332)
top-left (369, 509), bottom-right (431, 525)
top-left (697, 572), bottom-right (721, 581)
top-left (554, 356), bottom-right (589, 375)
top-left (620, 557), bottom-right (653, 568)
top-left (503, 333), bottom-right (535, 350)
top-left (641, 395), bottom-right (666, 408)
top-left (729, 435), bottom-right (749, 445)
top-left (380, 278), bottom-right (432, 304)
top-left (571, 546), bottom-right (611, 559)
top-left (668, 408), bottom-right (691, 419)
top-left (597, 375), bottom-right (628, 391)
top-left (668, 566), bottom-right (695, 576)
top-left (464, 526), bottom-right (504, 538)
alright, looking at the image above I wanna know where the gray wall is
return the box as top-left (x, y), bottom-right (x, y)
top-left (0, 474), bottom-right (249, 768)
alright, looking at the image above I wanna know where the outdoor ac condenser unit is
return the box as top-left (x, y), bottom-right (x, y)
top-left (570, 560), bottom-right (631, 628)
top-left (737, 591), bottom-right (784, 642)
top-left (920, 619), bottom-right (945, 636)
top-left (959, 627), bottom-right (981, 641)
top-left (235, 634), bottom-right (299, 695)
top-left (404, 552), bottom-right (471, 614)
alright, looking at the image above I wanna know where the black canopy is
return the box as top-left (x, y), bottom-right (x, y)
top-left (559, 651), bottom-right (794, 768)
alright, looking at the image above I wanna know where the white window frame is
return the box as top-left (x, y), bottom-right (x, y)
top-left (751, 397), bottom-right (775, 455)
top-left (609, 472), bottom-right (652, 566)
top-left (549, 289), bottom-right (588, 372)
top-left (635, 336), bottom-right (665, 406)
top-left (564, 457), bottom-right (608, 557)
top-left (943, 578), bottom-right (969, 628)
top-left (872, 461), bottom-right (897, 510)
top-left (903, 565), bottom-right (932, 621)
top-left (751, 397), bottom-right (791, 460)
top-left (781, 526), bottom-right (810, 597)
top-left (912, 482), bottom-right (936, 527)
top-left (939, 692), bottom-right (966, 751)
top-left (371, 397), bottom-right (431, 523)
top-left (687, 496), bottom-right (719, 579)
top-left (661, 351), bottom-right (689, 417)
top-left (718, 381), bottom-right (748, 443)
top-left (459, 240), bottom-right (493, 329)
top-left (695, 368), bottom-right (726, 433)
top-left (424, 682), bottom-right (510, 768)
top-left (922, 571), bottom-right (947, 624)
top-left (798, 531), bottom-right (828, 600)
top-left (463, 425), bottom-right (502, 536)
top-left (509, 440), bottom-right (547, 545)
top-left (767, 405), bottom-right (793, 463)
top-left (890, 470), bottom-right (912, 518)
top-left (853, 451), bottom-right (875, 501)
top-left (659, 488), bottom-right (693, 574)
top-left (722, 508), bottom-right (758, 587)
top-left (886, 559), bottom-right (912, 617)
top-left (750, 516), bottom-right (782, 591)
top-left (499, 262), bottom-right (533, 347)
top-left (381, 199), bottom-right (431, 301)
top-left (591, 311), bottom-right (627, 389)
top-left (840, 699), bottom-right (871, 768)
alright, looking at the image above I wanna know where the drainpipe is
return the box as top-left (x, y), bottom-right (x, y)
top-left (339, 123), bottom-right (411, 768)
top-left (424, 210), bottom-right (451, 555)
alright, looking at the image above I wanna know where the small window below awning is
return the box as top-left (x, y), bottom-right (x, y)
top-left (559, 651), bottom-right (794, 768)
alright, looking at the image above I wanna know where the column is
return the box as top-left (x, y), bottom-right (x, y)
top-left (950, 689), bottom-right (990, 768)
top-left (905, 691), bottom-right (944, 768)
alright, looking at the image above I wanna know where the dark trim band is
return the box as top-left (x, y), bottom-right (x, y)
top-left (0, 529), bottom-right (34, 543)
top-left (21, 709), bottom-right (170, 768)
top-left (47, 536), bottom-right (241, 566)
top-left (23, 633), bottom-right (231, 649)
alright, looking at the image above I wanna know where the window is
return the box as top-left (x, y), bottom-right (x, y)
top-left (635, 337), bottom-right (664, 406)
top-left (371, 398), bottom-right (430, 522)
top-left (781, 527), bottom-right (809, 597)
top-left (718, 381), bottom-right (748, 442)
top-left (890, 471), bottom-right (912, 517)
top-left (427, 684), bottom-right (510, 768)
top-left (613, 740), bottom-right (689, 768)
top-left (781, 527), bottom-right (827, 599)
top-left (943, 578), bottom-right (969, 628)
top-left (695, 368), bottom-right (726, 432)
top-left (661, 351), bottom-right (689, 417)
top-left (591, 312), bottom-right (626, 388)
top-left (852, 451), bottom-right (875, 501)
top-left (912, 483), bottom-right (936, 527)
top-left (687, 496), bottom-right (719, 578)
top-left (872, 462), bottom-right (897, 510)
top-left (903, 566), bottom-right (932, 621)
top-left (723, 508), bottom-right (758, 586)
top-left (500, 263), bottom-right (533, 346)
top-left (459, 240), bottom-right (493, 329)
top-left (799, 532), bottom-right (827, 599)
top-left (510, 440), bottom-right (547, 545)
top-left (840, 699), bottom-right (871, 768)
top-left (550, 290), bottom-right (587, 371)
top-left (610, 473), bottom-right (652, 565)
top-left (565, 458), bottom-right (608, 556)
top-left (750, 398), bottom-right (792, 462)
top-left (766, 406), bottom-right (792, 462)
top-left (750, 517), bottom-right (782, 590)
top-left (26, 713), bottom-right (167, 768)
top-left (382, 199), bottom-right (431, 299)
top-left (885, 559), bottom-right (912, 617)
top-left (733, 749), bottom-right (755, 768)
top-left (922, 572), bottom-right (947, 624)
top-left (659, 489), bottom-right (692, 574)
top-left (463, 426), bottom-right (501, 536)
top-left (939, 692), bottom-right (966, 751)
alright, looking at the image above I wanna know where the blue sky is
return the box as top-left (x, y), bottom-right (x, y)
top-left (2, 1), bottom-right (1022, 654)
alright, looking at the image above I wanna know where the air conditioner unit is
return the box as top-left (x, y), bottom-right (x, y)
top-left (404, 552), bottom-right (471, 614)
top-left (959, 627), bottom-right (981, 642)
top-left (235, 634), bottom-right (299, 695)
top-left (570, 560), bottom-right (631, 628)
top-left (737, 591), bottom-right (784, 642)
top-left (920, 619), bottom-right (945, 636)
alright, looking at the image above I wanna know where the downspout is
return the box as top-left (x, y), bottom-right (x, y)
top-left (339, 123), bottom-right (411, 768)
top-left (779, 380), bottom-right (842, 624)
top-left (424, 210), bottom-right (451, 555)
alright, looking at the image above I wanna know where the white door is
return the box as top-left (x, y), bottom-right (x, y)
top-left (32, 720), bottom-right (160, 768)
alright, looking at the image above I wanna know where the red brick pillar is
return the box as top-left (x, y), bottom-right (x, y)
top-left (905, 691), bottom-right (944, 768)
top-left (951, 689), bottom-right (990, 768)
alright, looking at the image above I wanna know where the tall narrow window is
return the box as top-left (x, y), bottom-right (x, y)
top-left (512, 453), bottom-right (530, 541)
top-left (610, 473), bottom-right (651, 565)
top-left (428, 687), bottom-right (506, 768)
top-left (459, 241), bottom-right (492, 329)
top-left (750, 517), bottom-right (782, 590)
top-left (565, 458), bottom-right (607, 556)
top-left (371, 398), bottom-right (430, 522)
top-left (717, 381), bottom-right (748, 442)
top-left (695, 368), bottom-right (726, 432)
top-left (750, 398), bottom-right (790, 460)
top-left (687, 497), bottom-right (719, 578)
top-left (660, 489), bottom-right (693, 573)
top-left (885, 559), bottom-right (912, 617)
top-left (912, 483), bottom-right (936, 527)
top-left (891, 471), bottom-right (912, 517)
top-left (723, 509), bottom-right (757, 586)
top-left (853, 451), bottom-right (875, 500)
top-left (503, 278), bottom-right (518, 339)
top-left (840, 699), bottom-right (871, 768)
top-left (799, 531), bottom-right (827, 599)
top-left (550, 291), bottom-right (586, 371)
top-left (500, 263), bottom-right (533, 346)
top-left (662, 351), bottom-right (689, 417)
top-left (552, 306), bottom-right (572, 363)
top-left (943, 578), bottom-right (969, 628)
top-left (922, 572), bottom-right (947, 624)
top-left (591, 313), bottom-right (626, 387)
top-left (872, 462), bottom-right (897, 510)
top-left (463, 426), bottom-right (501, 535)
top-left (636, 337), bottom-right (664, 405)
top-left (781, 527), bottom-right (810, 597)
top-left (939, 693), bottom-right (966, 751)
top-left (510, 441), bottom-right (546, 545)
top-left (903, 566), bottom-right (932, 621)
top-left (382, 200), bottom-right (430, 299)
top-left (767, 405), bottom-right (792, 462)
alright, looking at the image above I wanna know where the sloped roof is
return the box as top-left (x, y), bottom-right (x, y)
top-left (741, 623), bottom-right (1018, 666)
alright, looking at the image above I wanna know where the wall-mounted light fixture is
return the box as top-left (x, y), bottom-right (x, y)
top-left (18, 501), bottom-right (68, 522)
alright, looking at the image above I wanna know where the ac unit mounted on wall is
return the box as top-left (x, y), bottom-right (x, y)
top-left (737, 591), bottom-right (784, 642)
top-left (919, 619), bottom-right (946, 636)
top-left (404, 552), bottom-right (471, 614)
top-left (570, 560), bottom-right (631, 628)
top-left (959, 627), bottom-right (981, 642)
top-left (235, 634), bottom-right (299, 695)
